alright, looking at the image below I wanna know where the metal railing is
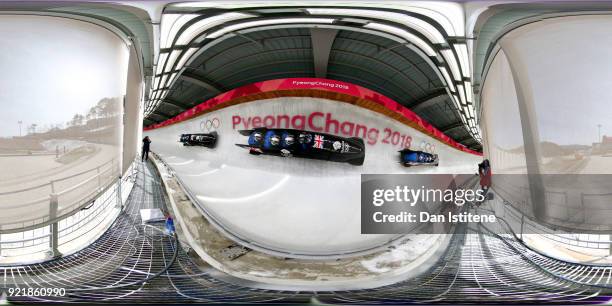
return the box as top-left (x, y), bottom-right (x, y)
top-left (0, 159), bottom-right (118, 232)
top-left (0, 183), bottom-right (118, 258)
top-left (0, 159), bottom-right (138, 263)
top-left (487, 189), bottom-right (612, 257)
top-left (493, 176), bottom-right (612, 231)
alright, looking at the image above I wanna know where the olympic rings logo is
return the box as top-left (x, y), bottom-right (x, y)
top-left (200, 117), bottom-right (220, 131)
top-left (419, 140), bottom-right (436, 154)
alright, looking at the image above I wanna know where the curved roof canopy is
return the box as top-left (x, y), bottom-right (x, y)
top-left (472, 2), bottom-right (612, 114)
top-left (0, 1), bottom-right (154, 76)
top-left (145, 4), bottom-right (482, 151)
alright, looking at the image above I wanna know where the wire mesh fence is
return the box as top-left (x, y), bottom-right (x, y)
top-left (0, 160), bottom-right (136, 264)
top-left (1, 161), bottom-right (610, 304)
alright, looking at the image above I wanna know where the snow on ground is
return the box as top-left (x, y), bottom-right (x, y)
top-left (360, 235), bottom-right (439, 273)
top-left (41, 139), bottom-right (89, 152)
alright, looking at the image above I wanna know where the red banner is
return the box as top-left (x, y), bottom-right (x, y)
top-left (144, 78), bottom-right (481, 156)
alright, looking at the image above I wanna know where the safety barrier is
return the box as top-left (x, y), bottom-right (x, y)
top-left (0, 159), bottom-right (118, 231)
top-left (494, 176), bottom-right (612, 232)
top-left (487, 189), bottom-right (612, 257)
top-left (150, 150), bottom-right (478, 259)
top-left (0, 159), bottom-right (137, 264)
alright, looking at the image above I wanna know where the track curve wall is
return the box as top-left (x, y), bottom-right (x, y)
top-left (145, 89), bottom-right (481, 256)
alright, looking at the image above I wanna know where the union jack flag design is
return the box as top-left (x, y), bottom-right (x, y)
top-left (313, 134), bottom-right (324, 149)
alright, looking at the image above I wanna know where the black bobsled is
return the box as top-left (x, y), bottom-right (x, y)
top-left (235, 128), bottom-right (365, 166)
top-left (179, 132), bottom-right (218, 148)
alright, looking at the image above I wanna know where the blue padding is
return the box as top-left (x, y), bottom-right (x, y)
top-left (248, 133), bottom-right (259, 146)
top-left (403, 152), bottom-right (419, 162)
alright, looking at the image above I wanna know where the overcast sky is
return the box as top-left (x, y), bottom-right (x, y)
top-left (503, 15), bottom-right (612, 146)
top-left (0, 15), bottom-right (129, 137)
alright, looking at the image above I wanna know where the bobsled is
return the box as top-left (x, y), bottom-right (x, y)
top-left (179, 132), bottom-right (218, 148)
top-left (399, 148), bottom-right (439, 167)
top-left (236, 128), bottom-right (365, 166)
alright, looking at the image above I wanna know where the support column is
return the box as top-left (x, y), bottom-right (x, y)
top-left (310, 28), bottom-right (338, 78)
top-left (48, 192), bottom-right (61, 258)
top-left (498, 40), bottom-right (547, 221)
top-left (123, 43), bottom-right (144, 175)
top-left (116, 176), bottom-right (123, 209)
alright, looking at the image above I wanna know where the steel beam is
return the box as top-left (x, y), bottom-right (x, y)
top-left (440, 122), bottom-right (465, 134)
top-left (161, 100), bottom-right (188, 111)
top-left (148, 113), bottom-right (168, 122)
top-left (180, 73), bottom-right (222, 95)
top-left (154, 108), bottom-right (176, 118)
top-left (410, 90), bottom-right (448, 112)
top-left (310, 28), bottom-right (339, 78)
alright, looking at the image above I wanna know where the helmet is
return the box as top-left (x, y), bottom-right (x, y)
top-left (419, 154), bottom-right (425, 162)
top-left (285, 134), bottom-right (295, 145)
top-left (270, 134), bottom-right (280, 146)
top-left (333, 141), bottom-right (342, 151)
top-left (298, 133), bottom-right (312, 144)
top-left (253, 132), bottom-right (263, 143)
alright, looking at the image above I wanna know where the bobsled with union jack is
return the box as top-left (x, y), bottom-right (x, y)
top-left (235, 128), bottom-right (365, 166)
top-left (179, 132), bottom-right (218, 148)
top-left (399, 148), bottom-right (439, 167)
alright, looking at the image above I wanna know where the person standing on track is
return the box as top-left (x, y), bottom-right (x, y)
top-left (142, 136), bottom-right (151, 162)
top-left (479, 159), bottom-right (492, 191)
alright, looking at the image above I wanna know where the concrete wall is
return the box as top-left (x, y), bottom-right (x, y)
top-left (145, 97), bottom-right (481, 256)
top-left (481, 15), bottom-right (612, 231)
top-left (0, 15), bottom-right (129, 230)
top-left (123, 44), bottom-right (144, 174)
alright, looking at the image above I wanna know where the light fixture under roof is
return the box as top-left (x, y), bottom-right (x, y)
top-left (175, 12), bottom-right (255, 45)
top-left (440, 49), bottom-right (461, 81)
top-left (161, 14), bottom-right (200, 49)
top-left (306, 8), bottom-right (446, 44)
top-left (467, 104), bottom-right (475, 118)
top-left (439, 66), bottom-right (455, 92)
top-left (175, 47), bottom-right (199, 71)
top-left (160, 75), bottom-right (168, 89)
top-left (364, 22), bottom-right (436, 57)
top-left (156, 53), bottom-right (168, 75)
top-left (462, 105), bottom-right (471, 117)
top-left (452, 94), bottom-right (461, 110)
top-left (464, 81), bottom-right (473, 102)
top-left (168, 72), bottom-right (178, 86)
top-left (454, 43), bottom-right (470, 78)
top-left (206, 18), bottom-right (335, 39)
top-left (164, 49), bottom-right (182, 73)
top-left (338, 17), bottom-right (370, 24)
top-left (456, 84), bottom-right (466, 106)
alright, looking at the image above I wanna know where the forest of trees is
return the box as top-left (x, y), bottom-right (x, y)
top-left (69, 97), bottom-right (119, 128)
top-left (1, 97), bottom-right (122, 151)
top-left (23, 97), bottom-right (120, 135)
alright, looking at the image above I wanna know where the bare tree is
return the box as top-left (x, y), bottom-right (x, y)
top-left (28, 123), bottom-right (38, 135)
top-left (70, 114), bottom-right (84, 126)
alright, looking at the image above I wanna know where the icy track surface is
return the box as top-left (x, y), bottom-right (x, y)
top-left (146, 97), bottom-right (481, 256)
